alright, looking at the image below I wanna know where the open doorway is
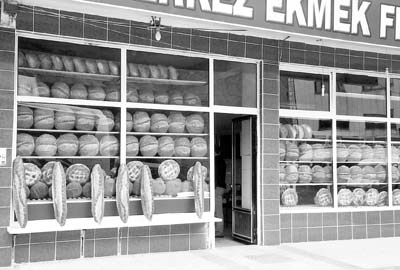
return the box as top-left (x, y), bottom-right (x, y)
top-left (214, 113), bottom-right (257, 247)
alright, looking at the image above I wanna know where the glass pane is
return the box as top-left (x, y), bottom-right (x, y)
top-left (279, 118), bottom-right (333, 208)
top-left (214, 60), bottom-right (257, 107)
top-left (391, 123), bottom-right (400, 205)
top-left (126, 51), bottom-right (209, 107)
top-left (336, 74), bottom-right (386, 117)
top-left (391, 78), bottom-right (400, 118)
top-left (280, 71), bottom-right (330, 111)
top-left (336, 120), bottom-right (388, 207)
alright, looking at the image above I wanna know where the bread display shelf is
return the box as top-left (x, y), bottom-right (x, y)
top-left (336, 92), bottom-right (386, 101)
top-left (337, 161), bottom-right (387, 165)
top-left (18, 128), bottom-right (120, 135)
top-left (127, 76), bottom-right (207, 86)
top-left (126, 132), bottom-right (208, 137)
top-left (337, 182), bottom-right (387, 186)
top-left (125, 102), bottom-right (209, 112)
top-left (18, 67), bottom-right (120, 82)
top-left (21, 156), bottom-right (119, 159)
top-left (17, 96), bottom-right (121, 108)
top-left (279, 183), bottom-right (333, 186)
top-left (280, 138), bottom-right (331, 143)
top-left (126, 156), bottom-right (209, 160)
top-left (279, 161), bottom-right (332, 164)
top-left (336, 139), bottom-right (387, 144)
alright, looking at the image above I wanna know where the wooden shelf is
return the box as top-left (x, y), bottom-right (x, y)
top-left (126, 156), bottom-right (209, 160)
top-left (337, 161), bottom-right (387, 165)
top-left (279, 183), bottom-right (333, 186)
top-left (280, 161), bottom-right (332, 164)
top-left (127, 76), bottom-right (207, 86)
top-left (336, 140), bottom-right (387, 144)
top-left (21, 156), bottom-right (119, 159)
top-left (126, 132), bottom-right (208, 137)
top-left (337, 182), bottom-right (387, 186)
top-left (336, 92), bottom-right (386, 100)
top-left (280, 138), bottom-right (331, 143)
top-left (19, 67), bottom-right (120, 82)
top-left (125, 102), bottom-right (209, 112)
top-left (18, 128), bottom-right (119, 135)
top-left (17, 96), bottom-right (121, 108)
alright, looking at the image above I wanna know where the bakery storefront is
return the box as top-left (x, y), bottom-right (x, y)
top-left (1, 0), bottom-right (400, 266)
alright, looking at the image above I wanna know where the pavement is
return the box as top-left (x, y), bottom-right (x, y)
top-left (8, 237), bottom-right (400, 270)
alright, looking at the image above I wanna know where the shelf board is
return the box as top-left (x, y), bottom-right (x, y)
top-left (21, 156), bottom-right (119, 159)
top-left (337, 161), bottom-right (387, 165)
top-left (337, 182), bottom-right (387, 186)
top-left (125, 101), bottom-right (209, 112)
top-left (126, 156), bottom-right (209, 160)
top-left (126, 132), bottom-right (207, 137)
top-left (127, 76), bottom-right (207, 86)
top-left (18, 128), bottom-right (119, 135)
top-left (336, 140), bottom-right (387, 144)
top-left (279, 138), bottom-right (332, 143)
top-left (17, 96), bottom-right (121, 108)
top-left (19, 67), bottom-right (120, 82)
top-left (280, 161), bottom-right (332, 164)
top-left (279, 183), bottom-right (333, 186)
top-left (7, 212), bottom-right (219, 234)
top-left (336, 92), bottom-right (386, 101)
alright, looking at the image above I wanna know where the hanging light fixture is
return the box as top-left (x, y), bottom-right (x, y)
top-left (149, 16), bottom-right (162, 41)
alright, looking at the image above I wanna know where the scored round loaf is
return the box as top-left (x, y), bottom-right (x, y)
top-left (190, 137), bottom-right (208, 157)
top-left (350, 166), bottom-right (362, 183)
top-left (108, 61), bottom-right (119, 76)
top-left (337, 143), bottom-right (349, 162)
top-left (66, 164), bottom-right (90, 185)
top-left (18, 51), bottom-right (27, 67)
top-left (133, 111), bottom-right (150, 132)
top-left (375, 164), bottom-right (387, 183)
top-left (38, 54), bottom-right (52, 70)
top-left (362, 166), bottom-right (376, 183)
top-left (169, 90), bottom-right (183, 105)
top-left (281, 188), bottom-right (298, 207)
top-left (285, 142), bottom-right (299, 161)
top-left (78, 135), bottom-right (99, 156)
top-left (82, 182), bottom-right (91, 198)
top-left (338, 188), bottom-right (353, 206)
top-left (127, 87), bottom-right (139, 102)
top-left (158, 136), bottom-right (174, 157)
top-left (128, 63), bottom-right (139, 77)
top-left (298, 143), bottom-right (312, 161)
top-left (18, 106), bottom-right (34, 128)
top-left (393, 165), bottom-right (400, 183)
top-left (392, 146), bottom-right (400, 163)
top-left (348, 144), bottom-right (362, 162)
top-left (168, 66), bottom-right (179, 80)
top-left (115, 112), bottom-right (133, 132)
top-left (126, 135), bottom-right (139, 156)
top-left (24, 163), bottom-right (42, 187)
top-left (284, 165), bottom-right (298, 184)
top-left (293, 124), bottom-right (304, 139)
top-left (373, 144), bottom-right (386, 161)
top-left (154, 89), bottom-right (169, 104)
top-left (127, 161), bottom-right (144, 183)
top-left (66, 182), bottom-right (83, 198)
top-left (96, 109), bottom-right (115, 132)
top-left (73, 57), bottom-right (87, 73)
top-left (361, 144), bottom-right (374, 161)
top-left (96, 60), bottom-right (110, 75)
top-left (279, 124), bottom-right (289, 138)
top-left (158, 160), bottom-right (180, 181)
top-left (55, 107), bottom-right (75, 130)
top-left (61, 56), bottom-right (74, 72)
top-left (279, 141), bottom-right (286, 161)
top-left (88, 85), bottom-right (106, 101)
top-left (105, 85), bottom-right (120, 101)
top-left (36, 81), bottom-right (50, 97)
top-left (17, 133), bottom-right (35, 156)
top-left (51, 81), bottom-right (70, 99)
top-left (85, 59), bottom-right (98, 74)
top-left (138, 88), bottom-right (154, 103)
top-left (298, 165), bottom-right (312, 183)
top-left (35, 134), bottom-right (57, 156)
top-left (138, 64), bottom-right (150, 78)
top-left (70, 83), bottom-right (88, 100)
top-left (57, 133), bottom-right (79, 156)
top-left (353, 188), bottom-right (366, 206)
top-left (34, 108), bottom-right (54, 129)
top-left (174, 137), bottom-right (191, 157)
top-left (185, 114), bottom-right (205, 134)
top-left (183, 92), bottom-right (201, 106)
top-left (30, 182), bottom-right (49, 199)
top-left (50, 55), bottom-right (64, 71)
top-left (76, 110), bottom-right (96, 131)
top-left (337, 165), bottom-right (350, 183)
top-left (168, 112), bottom-right (186, 133)
top-left (150, 113), bottom-right (169, 133)
top-left (99, 135), bottom-right (119, 156)
top-left (311, 165), bottom-right (326, 183)
top-left (284, 124), bottom-right (297, 139)
top-left (324, 166), bottom-right (333, 182)
top-left (139, 135), bottom-right (158, 157)
top-left (25, 52), bottom-right (40, 68)
top-left (149, 65), bottom-right (161, 79)
top-left (40, 161), bottom-right (56, 186)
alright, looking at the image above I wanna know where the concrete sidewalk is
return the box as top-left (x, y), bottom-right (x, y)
top-left (8, 237), bottom-right (400, 270)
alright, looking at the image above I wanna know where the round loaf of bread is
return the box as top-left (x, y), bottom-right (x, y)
top-left (183, 92), bottom-right (201, 106)
top-left (36, 81), bottom-right (50, 97)
top-left (337, 143), bottom-right (349, 162)
top-left (285, 142), bottom-right (299, 161)
top-left (185, 114), bottom-right (205, 134)
top-left (35, 134), bottom-right (57, 156)
top-left (138, 64), bottom-right (150, 78)
top-left (96, 60), bottom-right (110, 75)
top-left (34, 108), bottom-right (55, 129)
top-left (169, 90), bottom-right (183, 105)
top-left (139, 135), bottom-right (158, 157)
top-left (168, 113), bottom-right (185, 133)
top-left (301, 124), bottom-right (313, 139)
top-left (70, 83), bottom-right (88, 99)
top-left (299, 143), bottom-right (312, 161)
top-left (174, 137), bottom-right (191, 157)
top-left (57, 133), bottom-right (79, 156)
top-left (164, 179), bottom-right (182, 196)
top-left (99, 135), bottom-right (119, 156)
top-left (150, 113), bottom-right (169, 133)
top-left (149, 65), bottom-right (161, 79)
top-left (88, 85), bottom-right (106, 101)
top-left (190, 137), bottom-right (208, 157)
top-left (51, 55), bottom-right (64, 71)
top-left (18, 106), bottom-right (34, 128)
top-left (24, 163), bottom-right (42, 187)
top-left (158, 136), bottom-right (174, 157)
top-left (51, 81), bottom-right (70, 99)
top-left (284, 165), bottom-right (298, 184)
top-left (154, 89), bottom-right (169, 104)
top-left (392, 146), bottom-right (400, 163)
top-left (25, 52), bottom-right (40, 68)
top-left (298, 165), bottom-right (312, 183)
top-left (133, 111), bottom-right (150, 132)
top-left (66, 182), bottom-right (83, 198)
top-left (152, 178), bottom-right (166, 195)
top-left (126, 135), bottom-right (139, 156)
top-left (361, 144), bottom-right (374, 161)
top-left (114, 112), bottom-right (133, 132)
top-left (324, 166), bottom-right (333, 182)
top-left (158, 160), bottom-right (180, 181)
top-left (373, 144), bottom-right (386, 161)
top-left (108, 61), bottom-right (119, 76)
top-left (18, 51), bottom-right (27, 67)
top-left (55, 108), bottom-right (75, 130)
top-left (127, 161), bottom-right (144, 182)
top-left (38, 54), bottom-right (52, 69)
top-left (393, 165), bottom-right (400, 183)
top-left (362, 166), bottom-right (376, 183)
top-left (79, 135), bottom-right (99, 156)
top-left (375, 165), bottom-right (387, 183)
top-left (348, 144), bottom-right (362, 162)
top-left (17, 133), bottom-right (35, 156)
top-left (96, 109), bottom-right (115, 132)
top-left (73, 57), bottom-right (87, 73)
top-left (139, 89), bottom-right (154, 103)
top-left (350, 166), bottom-right (362, 183)
top-left (127, 87), bottom-right (139, 102)
top-left (30, 182), bottom-right (49, 199)
top-left (61, 56), bottom-right (74, 72)
top-left (337, 165), bottom-right (350, 183)
top-left (76, 111), bottom-right (95, 131)
top-left (85, 59), bottom-right (98, 74)
top-left (311, 165), bottom-right (326, 183)
top-left (105, 85), bottom-right (120, 101)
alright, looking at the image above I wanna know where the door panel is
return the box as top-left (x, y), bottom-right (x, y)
top-left (232, 116), bottom-right (257, 244)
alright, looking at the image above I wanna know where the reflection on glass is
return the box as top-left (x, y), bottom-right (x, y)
top-left (214, 60), bottom-right (257, 107)
top-left (391, 79), bottom-right (400, 118)
top-left (280, 71), bottom-right (330, 111)
top-left (336, 74), bottom-right (386, 117)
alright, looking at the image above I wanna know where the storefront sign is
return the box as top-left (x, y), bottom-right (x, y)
top-left (83, 0), bottom-right (400, 47)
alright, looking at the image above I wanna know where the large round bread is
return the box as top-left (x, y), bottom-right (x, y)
top-left (149, 65), bottom-right (161, 79)
top-left (66, 164), bottom-right (90, 185)
top-left (55, 108), bottom-right (75, 130)
top-left (133, 111), bottom-right (150, 132)
top-left (139, 135), bottom-right (158, 156)
top-left (51, 82), bottom-right (70, 99)
top-left (40, 161), bottom-right (56, 186)
top-left (73, 57), bottom-right (87, 73)
top-left (174, 137), bottom-right (191, 157)
top-left (39, 54), bottom-right (53, 69)
top-left (127, 161), bottom-right (144, 183)
top-left (348, 144), bottom-right (362, 162)
top-left (88, 85), bottom-right (106, 101)
top-left (50, 55), bottom-right (64, 71)
top-left (36, 81), bottom-right (50, 97)
top-left (338, 188), bottom-right (353, 206)
top-left (61, 56), bottom-right (74, 72)
top-left (17, 133), bottom-right (35, 156)
top-left (115, 112), bottom-right (133, 132)
top-left (85, 59), bottom-right (98, 74)
top-left (99, 135), bottom-right (119, 156)
top-left (164, 179), bottom-right (182, 196)
top-left (76, 111), bottom-right (95, 131)
top-left (311, 165), bottom-right (325, 183)
top-left (154, 90), bottom-right (169, 104)
top-left (70, 83), bottom-right (88, 99)
top-left (105, 85), bottom-right (120, 101)
top-left (158, 159), bottom-right (180, 181)
top-left (138, 89), bottom-right (154, 103)
top-left (78, 135), bottom-right (99, 156)
top-left (96, 60), bottom-right (110, 75)
top-left (126, 136), bottom-right (139, 156)
top-left (353, 188), bottom-right (366, 206)
top-left (190, 137), bottom-right (208, 157)
top-left (284, 165), bottom-right (298, 184)
top-left (281, 188), bottom-right (298, 207)
top-left (158, 136), bottom-right (174, 157)
top-left (66, 182), bottom-right (82, 198)
top-left (96, 109), bottom-right (115, 132)
top-left (185, 114), bottom-right (205, 133)
top-left (150, 113), bottom-right (169, 133)
top-left (168, 112), bottom-right (185, 133)
top-left (183, 92), bottom-right (201, 106)
top-left (30, 182), bottom-right (49, 199)
top-left (285, 142), bottom-right (299, 161)
top-left (298, 165), bottom-right (312, 183)
top-left (57, 133), bottom-right (79, 156)
top-left (298, 143), bottom-right (312, 161)
top-left (169, 90), bottom-right (183, 105)
top-left (34, 108), bottom-right (55, 129)
top-left (337, 165), bottom-right (350, 183)
top-left (314, 188), bottom-right (332, 206)
top-left (35, 134), bottom-right (57, 156)
top-left (127, 87), bottom-right (139, 102)
top-left (25, 53), bottom-right (40, 68)
top-left (152, 178), bottom-right (166, 195)
top-left (18, 106), bottom-right (34, 128)
top-left (24, 163), bottom-right (42, 187)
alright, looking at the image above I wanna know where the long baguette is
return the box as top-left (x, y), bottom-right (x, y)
top-left (193, 161), bottom-right (204, 218)
top-left (116, 164), bottom-right (129, 223)
top-left (91, 164), bottom-right (105, 224)
top-left (12, 156), bottom-right (28, 228)
top-left (52, 162), bottom-right (67, 226)
top-left (140, 165), bottom-right (154, 221)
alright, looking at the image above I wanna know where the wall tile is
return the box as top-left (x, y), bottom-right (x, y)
top-left (0, 111), bottom-right (12, 129)
top-left (0, 228), bottom-right (11, 248)
top-left (323, 227), bottom-right (337, 241)
top-left (263, 200), bottom-right (280, 215)
top-left (263, 95), bottom-right (279, 110)
top-left (280, 228), bottom-right (291, 243)
top-left (95, 228), bottom-right (118, 239)
top-left (338, 212), bottom-right (352, 226)
top-left (15, 234), bottom-right (29, 245)
top-left (367, 225), bottom-right (380, 239)
top-left (130, 23), bottom-right (151, 46)
top-left (56, 230), bottom-right (81, 241)
top-left (192, 29), bottom-right (209, 38)
top-left (0, 91), bottom-right (13, 110)
top-left (173, 27), bottom-right (191, 35)
top-left (262, 169), bottom-right (279, 185)
top-left (263, 139), bottom-right (279, 153)
top-left (392, 60), bottom-right (400, 74)
top-left (128, 236), bottom-right (149, 254)
top-left (367, 211), bottom-right (380, 225)
top-left (263, 230), bottom-right (280, 245)
top-left (150, 225), bottom-right (170, 236)
top-left (56, 241), bottom-right (80, 260)
top-left (94, 238), bottom-right (118, 257)
top-left (264, 215), bottom-right (280, 231)
top-left (150, 236), bottom-right (169, 253)
top-left (338, 226), bottom-right (352, 240)
top-left (60, 11), bottom-right (83, 38)
top-left (292, 213), bottom-right (307, 228)
top-left (335, 54), bottom-right (349, 69)
top-left (0, 51), bottom-right (14, 71)
top-left (14, 244), bottom-right (29, 264)
top-left (322, 213), bottom-right (337, 227)
top-left (352, 212), bottom-right (366, 225)
top-left (30, 242), bottom-right (55, 262)
top-left (0, 71), bottom-right (14, 90)
top-left (280, 214), bottom-right (291, 229)
top-left (228, 41), bottom-right (245, 57)
top-left (246, 43), bottom-right (261, 59)
top-left (152, 30), bottom-right (171, 48)
top-left (364, 57), bottom-right (377, 71)
top-left (228, 33), bottom-right (245, 42)
top-left (108, 18), bottom-right (129, 44)
top-left (191, 35), bottom-right (209, 53)
top-left (320, 52), bottom-right (334, 67)
top-left (308, 227), bottom-right (322, 242)
top-left (308, 213), bottom-right (322, 227)
top-left (350, 56), bottom-right (363, 70)
top-left (190, 234), bottom-right (207, 250)
top-left (0, 128), bottom-right (12, 147)
top-left (262, 124), bottom-right (279, 139)
top-left (210, 38), bottom-right (227, 55)
top-left (263, 185), bottom-right (279, 200)
top-left (0, 30), bottom-right (15, 52)
top-left (263, 38), bottom-right (278, 47)
top-left (0, 247), bottom-right (11, 267)
top-left (246, 36), bottom-right (262, 45)
top-left (305, 51), bottom-right (319, 66)
top-left (263, 154), bottom-right (279, 169)
top-left (170, 235), bottom-right (189, 251)
top-left (129, 226), bottom-right (149, 237)
top-left (264, 64), bottom-right (279, 80)
top-left (0, 168), bottom-right (11, 188)
top-left (381, 224), bottom-right (394, 238)
top-left (172, 33), bottom-right (190, 50)
top-left (171, 224), bottom-right (189, 235)
top-left (85, 229), bottom-right (94, 240)
top-left (83, 239), bottom-right (94, 258)
top-left (353, 225), bottom-right (367, 239)
top-left (16, 7), bottom-right (33, 31)
top-left (0, 208), bottom-right (9, 228)
top-left (381, 211), bottom-right (394, 224)
top-left (378, 57), bottom-right (390, 72)
top-left (0, 188), bottom-right (11, 207)
top-left (33, 7), bottom-right (59, 35)
top-left (292, 228), bottom-right (307, 243)
top-left (120, 227), bottom-right (128, 238)
top-left (120, 238), bottom-right (128, 255)
top-left (190, 223), bottom-right (208, 234)
top-left (263, 78), bottom-right (278, 95)
top-left (263, 45), bottom-right (279, 62)
top-left (31, 232), bottom-right (55, 243)
top-left (289, 49), bottom-right (305, 64)
top-left (395, 224), bottom-right (400, 237)
top-left (84, 14), bottom-right (107, 41)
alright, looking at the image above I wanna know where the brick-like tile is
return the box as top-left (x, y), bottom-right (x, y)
top-left (171, 224), bottom-right (189, 235)
top-left (381, 211), bottom-right (394, 224)
top-left (16, 8), bottom-right (33, 31)
top-left (190, 223), bottom-right (208, 234)
top-left (15, 234), bottom-right (29, 245)
top-left (352, 212), bottom-right (366, 225)
top-left (191, 35), bottom-right (209, 53)
top-left (0, 247), bottom-right (11, 266)
top-left (323, 226), bottom-right (338, 241)
top-left (263, 45), bottom-right (279, 62)
top-left (150, 236), bottom-right (169, 253)
top-left (94, 238), bottom-right (118, 257)
top-left (130, 23), bottom-right (151, 46)
top-left (128, 236), bottom-right (149, 254)
top-left (263, 185), bottom-right (279, 200)
top-left (338, 226), bottom-right (352, 240)
top-left (33, 7), bottom-right (59, 35)
top-left (172, 33), bottom-right (190, 51)
top-left (31, 232), bottom-right (56, 243)
top-left (320, 52), bottom-right (334, 67)
top-left (150, 225), bottom-right (170, 236)
top-left (83, 239), bottom-right (94, 258)
top-left (95, 228), bottom-right (118, 239)
top-left (228, 41), bottom-right (245, 57)
top-left (170, 235), bottom-right (189, 251)
top-left (308, 227), bottom-right (323, 242)
top-left (280, 228), bottom-right (291, 243)
top-left (210, 38), bottom-right (227, 55)
top-left (322, 213), bottom-right (337, 227)
top-left (367, 225), bottom-right (381, 239)
top-left (0, 51), bottom-right (14, 71)
top-left (353, 225), bottom-right (367, 239)
top-left (60, 11), bottom-right (83, 38)
top-left (246, 43), bottom-right (261, 59)
top-left (14, 244), bottom-right (29, 263)
top-left (30, 242), bottom-right (55, 262)
top-left (292, 213), bottom-right (307, 228)
top-left (263, 200), bottom-right (280, 215)
top-left (56, 230), bottom-right (81, 241)
top-left (56, 241), bottom-right (81, 260)
top-left (261, 124), bottom-right (279, 139)
top-left (190, 234), bottom-right (207, 250)
top-left (264, 215), bottom-right (280, 231)
top-left (305, 51), bottom-right (319, 66)
top-left (84, 14), bottom-right (107, 41)
top-left (263, 78), bottom-right (278, 95)
top-left (292, 228), bottom-right (307, 243)
top-left (129, 226), bottom-right (149, 237)
top-left (108, 18), bottom-right (129, 44)
top-left (0, 71), bottom-right (14, 90)
top-left (0, 30), bottom-right (15, 52)
top-left (308, 213), bottom-right (322, 227)
top-left (280, 214), bottom-right (291, 229)
top-left (0, 228), bottom-right (11, 248)
top-left (0, 188), bottom-right (11, 207)
top-left (367, 211), bottom-right (380, 225)
top-left (0, 111), bottom-right (13, 129)
top-left (262, 154), bottom-right (279, 169)
top-left (0, 91), bottom-right (13, 110)
top-left (338, 212), bottom-right (352, 226)
top-left (263, 230), bottom-right (280, 245)
top-left (381, 224), bottom-right (394, 238)
top-left (263, 95), bottom-right (279, 110)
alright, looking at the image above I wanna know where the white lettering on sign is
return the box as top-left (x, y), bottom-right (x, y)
top-left (233, 0), bottom-right (253, 18)
top-left (286, 0), bottom-right (307, 26)
top-left (0, 148), bottom-right (6, 166)
top-left (308, 0), bottom-right (331, 30)
top-left (396, 7), bottom-right (400, 40)
top-left (266, 0), bottom-right (285, 23)
top-left (333, 0), bottom-right (351, 33)
top-left (380, 4), bottom-right (395, 38)
top-left (351, 0), bottom-right (371, 35)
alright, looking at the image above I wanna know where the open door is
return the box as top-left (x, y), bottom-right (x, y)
top-left (232, 116), bottom-right (257, 244)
